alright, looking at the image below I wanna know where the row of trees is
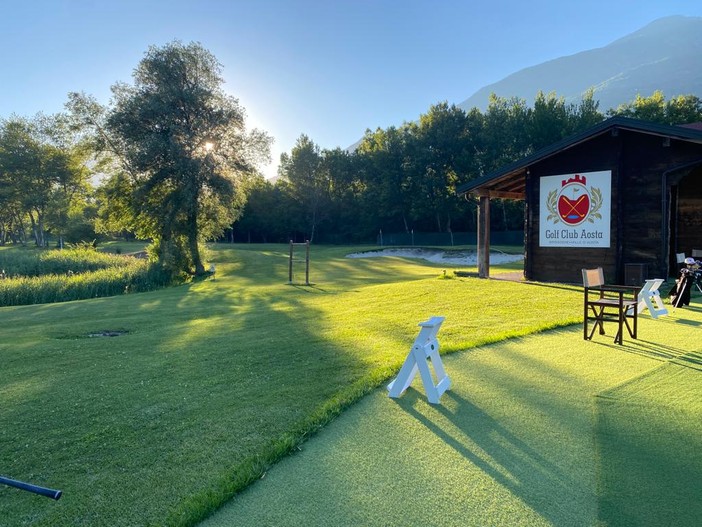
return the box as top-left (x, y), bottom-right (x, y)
top-left (236, 90), bottom-right (702, 244)
top-left (2, 40), bottom-right (701, 275)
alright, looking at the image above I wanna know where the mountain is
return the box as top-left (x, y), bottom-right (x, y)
top-left (458, 16), bottom-right (702, 113)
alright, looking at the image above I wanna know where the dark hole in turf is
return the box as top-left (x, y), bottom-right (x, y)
top-left (87, 330), bottom-right (128, 338)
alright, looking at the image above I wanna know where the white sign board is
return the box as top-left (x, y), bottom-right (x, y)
top-left (539, 170), bottom-right (611, 248)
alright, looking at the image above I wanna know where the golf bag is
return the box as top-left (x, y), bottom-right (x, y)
top-left (669, 267), bottom-right (692, 308)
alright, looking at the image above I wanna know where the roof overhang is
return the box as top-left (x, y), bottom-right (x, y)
top-left (457, 116), bottom-right (702, 200)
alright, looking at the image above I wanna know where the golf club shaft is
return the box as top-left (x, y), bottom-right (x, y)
top-left (0, 476), bottom-right (62, 500)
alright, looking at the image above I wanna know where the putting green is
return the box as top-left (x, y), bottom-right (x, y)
top-left (199, 301), bottom-right (702, 526)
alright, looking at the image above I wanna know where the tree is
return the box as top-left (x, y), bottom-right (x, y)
top-left (278, 134), bottom-right (328, 243)
top-left (319, 147), bottom-right (368, 242)
top-left (356, 126), bottom-right (414, 233)
top-left (409, 102), bottom-right (478, 232)
top-left (69, 41), bottom-right (271, 275)
top-left (0, 114), bottom-right (92, 247)
top-left (607, 91), bottom-right (702, 124)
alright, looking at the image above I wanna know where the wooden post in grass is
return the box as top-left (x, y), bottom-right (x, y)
top-left (477, 193), bottom-right (490, 278)
top-left (387, 316), bottom-right (450, 404)
top-left (288, 240), bottom-right (310, 286)
top-left (288, 240), bottom-right (294, 283)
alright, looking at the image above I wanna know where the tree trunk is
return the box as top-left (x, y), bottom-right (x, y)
top-left (188, 212), bottom-right (205, 275)
top-left (309, 207), bottom-right (317, 243)
top-left (28, 212), bottom-right (43, 247)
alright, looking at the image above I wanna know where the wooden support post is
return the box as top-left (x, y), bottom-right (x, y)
top-left (477, 194), bottom-right (491, 278)
top-left (289, 240), bottom-right (311, 285)
top-left (288, 240), bottom-right (294, 284)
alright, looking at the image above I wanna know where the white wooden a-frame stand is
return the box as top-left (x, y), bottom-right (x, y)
top-left (636, 278), bottom-right (669, 319)
top-left (387, 316), bottom-right (451, 404)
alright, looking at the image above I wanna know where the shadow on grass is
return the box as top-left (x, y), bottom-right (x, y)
top-left (595, 363), bottom-right (702, 527)
top-left (1, 244), bottom-right (467, 526)
top-left (0, 244), bottom-right (586, 527)
top-left (394, 386), bottom-right (592, 526)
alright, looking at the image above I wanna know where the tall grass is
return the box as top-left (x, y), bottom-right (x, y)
top-left (0, 247), bottom-right (136, 277)
top-left (0, 247), bottom-right (173, 306)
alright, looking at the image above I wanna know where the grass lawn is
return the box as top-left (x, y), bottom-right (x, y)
top-left (201, 299), bottom-right (702, 527)
top-left (1, 244), bottom-right (582, 526)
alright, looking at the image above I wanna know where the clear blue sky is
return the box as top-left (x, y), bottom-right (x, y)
top-left (2, 0), bottom-right (701, 178)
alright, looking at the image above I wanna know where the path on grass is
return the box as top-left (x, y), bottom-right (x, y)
top-left (200, 304), bottom-right (702, 527)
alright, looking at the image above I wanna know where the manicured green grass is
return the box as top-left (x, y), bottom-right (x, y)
top-left (0, 244), bottom-right (581, 526)
top-left (200, 300), bottom-right (702, 527)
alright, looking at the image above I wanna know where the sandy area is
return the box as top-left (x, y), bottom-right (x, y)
top-left (346, 248), bottom-right (524, 265)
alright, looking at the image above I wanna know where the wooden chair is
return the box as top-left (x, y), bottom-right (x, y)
top-left (582, 268), bottom-right (639, 345)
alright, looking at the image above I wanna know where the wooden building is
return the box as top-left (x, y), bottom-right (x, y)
top-left (456, 117), bottom-right (702, 283)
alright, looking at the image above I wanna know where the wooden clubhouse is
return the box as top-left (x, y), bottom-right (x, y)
top-left (457, 116), bottom-right (702, 284)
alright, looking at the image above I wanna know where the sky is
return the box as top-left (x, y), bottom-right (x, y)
top-left (2, 1), bottom-right (702, 179)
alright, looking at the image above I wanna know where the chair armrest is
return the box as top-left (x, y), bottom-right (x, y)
top-left (596, 284), bottom-right (639, 294)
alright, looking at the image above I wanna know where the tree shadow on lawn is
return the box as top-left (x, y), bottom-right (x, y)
top-left (0, 263), bottom-right (376, 526)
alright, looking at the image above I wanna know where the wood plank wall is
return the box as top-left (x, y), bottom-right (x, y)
top-left (524, 131), bottom-right (702, 283)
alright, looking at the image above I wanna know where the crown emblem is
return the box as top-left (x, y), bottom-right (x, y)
top-left (562, 174), bottom-right (586, 187)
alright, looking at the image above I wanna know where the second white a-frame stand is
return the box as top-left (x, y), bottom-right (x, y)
top-left (636, 278), bottom-right (668, 319)
top-left (387, 316), bottom-right (451, 404)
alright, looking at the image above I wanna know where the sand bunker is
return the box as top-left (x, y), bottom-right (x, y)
top-left (346, 248), bottom-right (523, 265)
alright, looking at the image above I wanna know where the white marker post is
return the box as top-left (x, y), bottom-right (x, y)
top-left (387, 316), bottom-right (451, 404)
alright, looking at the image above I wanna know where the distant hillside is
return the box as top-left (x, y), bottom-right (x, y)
top-left (458, 15), bottom-right (702, 112)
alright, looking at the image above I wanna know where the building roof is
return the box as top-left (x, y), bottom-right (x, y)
top-left (456, 116), bottom-right (702, 199)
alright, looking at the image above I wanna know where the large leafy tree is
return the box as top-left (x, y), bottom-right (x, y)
top-left (409, 102), bottom-right (478, 232)
top-left (278, 134), bottom-right (328, 243)
top-left (69, 41), bottom-right (271, 275)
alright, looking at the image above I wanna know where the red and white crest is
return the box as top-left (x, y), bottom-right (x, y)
top-left (557, 175), bottom-right (591, 226)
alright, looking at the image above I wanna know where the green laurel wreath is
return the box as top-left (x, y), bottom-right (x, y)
top-left (587, 187), bottom-right (603, 223)
top-left (546, 189), bottom-right (560, 224)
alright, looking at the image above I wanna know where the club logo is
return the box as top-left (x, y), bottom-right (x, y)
top-left (546, 174), bottom-right (603, 226)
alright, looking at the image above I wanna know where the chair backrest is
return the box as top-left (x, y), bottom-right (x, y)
top-left (676, 252), bottom-right (686, 263)
top-left (692, 249), bottom-right (702, 258)
top-left (582, 268), bottom-right (604, 288)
